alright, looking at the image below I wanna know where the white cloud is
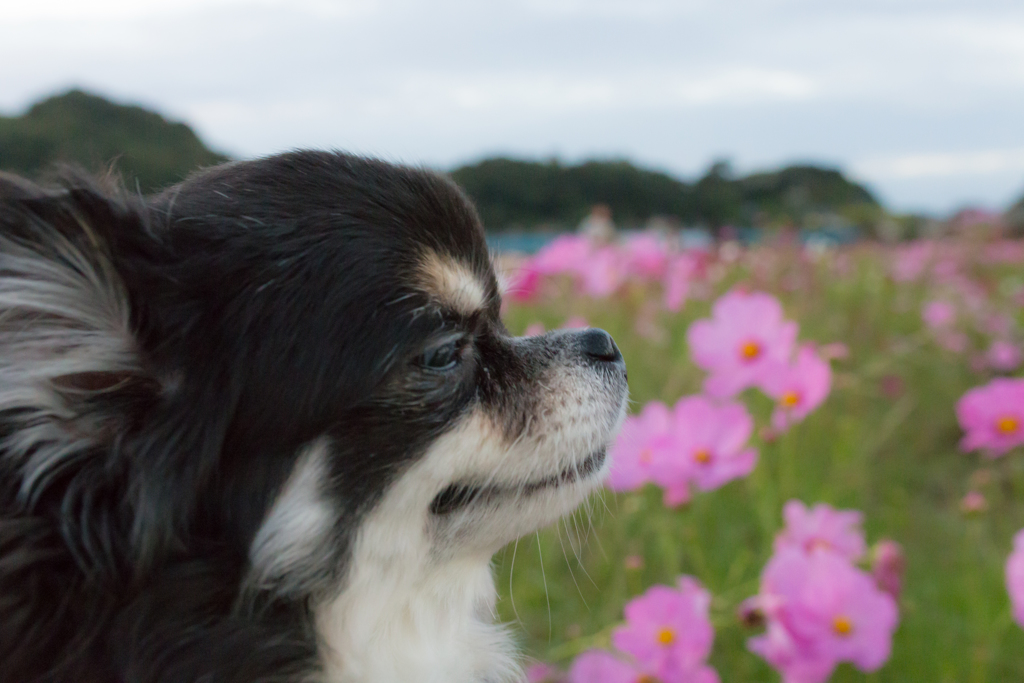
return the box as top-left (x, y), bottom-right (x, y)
top-left (381, 67), bottom-right (815, 115)
top-left (854, 148), bottom-right (1024, 180)
top-left (1, 0), bottom-right (375, 21)
top-left (1, 0), bottom-right (1023, 210)
top-left (517, 0), bottom-right (707, 19)
top-left (666, 68), bottom-right (815, 105)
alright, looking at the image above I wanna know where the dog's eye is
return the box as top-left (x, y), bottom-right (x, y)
top-left (420, 339), bottom-right (463, 371)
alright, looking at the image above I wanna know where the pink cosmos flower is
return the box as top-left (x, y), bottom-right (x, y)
top-left (567, 650), bottom-right (642, 683)
top-left (987, 340), bottom-right (1022, 372)
top-left (505, 263), bottom-right (542, 302)
top-left (761, 345), bottom-right (832, 432)
top-left (774, 500), bottom-right (866, 561)
top-left (562, 316), bottom-right (589, 329)
top-left (526, 662), bottom-right (564, 683)
top-left (922, 300), bottom-right (956, 330)
top-left (959, 490), bottom-right (988, 514)
top-left (1006, 529), bottom-right (1024, 629)
top-left (687, 290), bottom-right (798, 398)
top-left (611, 577), bottom-right (718, 683)
top-left (748, 619), bottom-right (835, 683)
top-left (956, 377), bottom-right (1024, 456)
top-left (870, 540), bottom-right (905, 601)
top-left (606, 402), bottom-right (674, 493)
top-left (750, 548), bottom-right (899, 682)
top-left (568, 650), bottom-right (718, 683)
top-left (986, 241), bottom-right (1024, 264)
top-left (663, 253), bottom-right (699, 312)
top-left (624, 555), bottom-right (645, 571)
top-left (623, 233), bottom-right (669, 281)
top-left (580, 246), bottom-right (626, 298)
top-left (890, 242), bottom-right (933, 282)
top-left (532, 234), bottom-right (593, 276)
top-left (650, 396), bottom-right (757, 506)
top-left (880, 374), bottom-right (904, 399)
top-left (524, 322), bottom-right (546, 337)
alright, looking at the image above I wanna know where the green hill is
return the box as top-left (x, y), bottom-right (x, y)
top-left (451, 158), bottom-right (694, 229)
top-left (1008, 190), bottom-right (1024, 232)
top-left (450, 157), bottom-right (880, 232)
top-left (0, 89), bottom-right (228, 193)
top-left (738, 164), bottom-right (878, 223)
top-left (0, 89), bottom-right (885, 228)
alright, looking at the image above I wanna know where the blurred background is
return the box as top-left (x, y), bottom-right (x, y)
top-left (2, 0), bottom-right (1023, 245)
top-left (5, 3), bottom-right (1024, 682)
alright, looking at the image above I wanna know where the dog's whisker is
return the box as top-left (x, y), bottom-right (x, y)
top-left (508, 537), bottom-right (523, 628)
top-left (0, 151), bottom-right (628, 683)
top-left (535, 531), bottom-right (552, 643)
top-left (556, 522), bottom-right (589, 611)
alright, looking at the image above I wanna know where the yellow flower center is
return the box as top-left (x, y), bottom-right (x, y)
top-left (832, 615), bottom-right (853, 636)
top-left (656, 627), bottom-right (676, 645)
top-left (636, 677), bottom-right (657, 683)
top-left (639, 449), bottom-right (653, 464)
top-left (740, 340), bottom-right (762, 361)
top-left (997, 416), bottom-right (1020, 435)
top-left (781, 391), bottom-right (801, 408)
top-left (694, 449), bottom-right (711, 464)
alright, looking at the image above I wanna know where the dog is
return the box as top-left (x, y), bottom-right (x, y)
top-left (0, 151), bottom-right (628, 683)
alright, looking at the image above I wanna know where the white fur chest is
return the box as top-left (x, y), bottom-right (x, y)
top-left (312, 445), bottom-right (524, 683)
top-left (283, 391), bottom-right (622, 683)
top-left (316, 553), bottom-right (519, 683)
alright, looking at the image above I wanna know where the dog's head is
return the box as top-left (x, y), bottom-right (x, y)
top-left (0, 151), bottom-right (628, 599)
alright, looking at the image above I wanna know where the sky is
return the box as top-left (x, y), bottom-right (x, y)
top-left (2, 0), bottom-right (1024, 215)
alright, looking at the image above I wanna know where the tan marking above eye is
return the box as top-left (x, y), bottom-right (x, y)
top-left (417, 250), bottom-right (488, 316)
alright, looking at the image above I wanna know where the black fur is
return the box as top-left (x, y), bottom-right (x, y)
top-left (0, 151), bottom-right (625, 682)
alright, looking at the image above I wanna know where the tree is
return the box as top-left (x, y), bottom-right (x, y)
top-left (450, 157), bottom-right (693, 231)
top-left (692, 160), bottom-right (743, 235)
top-left (0, 89), bottom-right (228, 193)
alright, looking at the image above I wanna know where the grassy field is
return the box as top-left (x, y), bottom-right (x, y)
top-left (495, 241), bottom-right (1024, 682)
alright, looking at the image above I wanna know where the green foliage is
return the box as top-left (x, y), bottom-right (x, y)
top-left (693, 160), bottom-right (744, 229)
top-left (451, 157), bottom-right (879, 234)
top-left (497, 249), bottom-right (1024, 682)
top-left (0, 88), bottom-right (889, 227)
top-left (451, 157), bottom-right (695, 230)
top-left (740, 164), bottom-right (878, 225)
top-left (1007, 195), bottom-right (1024, 235)
top-left (0, 89), bottom-right (228, 193)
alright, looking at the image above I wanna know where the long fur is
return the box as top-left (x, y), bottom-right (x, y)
top-left (0, 153), bottom-right (628, 683)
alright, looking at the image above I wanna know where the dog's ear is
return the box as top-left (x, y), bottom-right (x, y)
top-left (0, 171), bottom-right (163, 571)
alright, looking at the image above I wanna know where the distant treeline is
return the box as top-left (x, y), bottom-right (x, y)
top-left (3, 89), bottom-right (1020, 235)
top-left (451, 158), bottom-right (881, 233)
top-left (1010, 195), bottom-right (1024, 229)
top-left (0, 89), bottom-right (227, 193)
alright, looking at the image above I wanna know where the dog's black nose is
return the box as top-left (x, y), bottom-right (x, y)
top-left (579, 328), bottom-right (622, 363)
